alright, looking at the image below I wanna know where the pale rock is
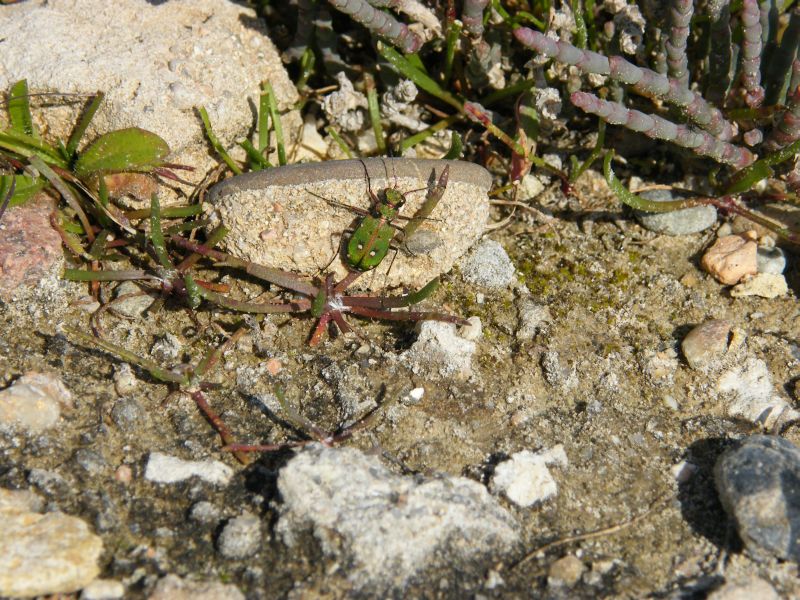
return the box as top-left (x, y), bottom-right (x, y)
top-left (148, 574), bottom-right (245, 600)
top-left (681, 319), bottom-right (731, 370)
top-left (80, 579), bottom-right (125, 600)
top-left (276, 445), bottom-right (520, 594)
top-left (0, 0), bottom-right (299, 175)
top-left (731, 273), bottom-right (789, 299)
top-left (144, 452), bottom-right (233, 486)
top-left (0, 487), bottom-right (44, 515)
top-left (700, 232), bottom-right (758, 285)
top-left (490, 446), bottom-right (568, 507)
top-left (707, 578), bottom-right (779, 600)
top-left (547, 554), bottom-right (586, 587)
top-left (404, 321), bottom-right (477, 380)
top-left (0, 507), bottom-right (103, 597)
top-left (0, 372), bottom-right (73, 433)
top-left (718, 358), bottom-right (800, 427)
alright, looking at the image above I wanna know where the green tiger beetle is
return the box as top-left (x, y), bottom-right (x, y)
top-left (309, 159), bottom-right (450, 273)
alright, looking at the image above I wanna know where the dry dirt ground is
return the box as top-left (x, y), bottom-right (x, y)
top-left (1, 168), bottom-right (799, 598)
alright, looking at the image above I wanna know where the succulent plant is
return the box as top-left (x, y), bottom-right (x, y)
top-left (513, 0), bottom-right (800, 202)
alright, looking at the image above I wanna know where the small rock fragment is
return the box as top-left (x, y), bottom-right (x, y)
top-left (0, 498), bottom-right (103, 598)
top-left (756, 246), bottom-right (786, 274)
top-left (144, 452), bottom-right (233, 486)
top-left (730, 273), bottom-right (789, 299)
top-left (74, 449), bottom-right (108, 476)
top-left (217, 513), bottom-right (262, 559)
top-left (0, 372), bottom-right (73, 433)
top-left (516, 298), bottom-right (551, 341)
top-left (276, 445), bottom-right (520, 594)
top-left (112, 281), bottom-right (154, 318)
top-left (700, 231), bottom-right (758, 285)
top-left (459, 239), bottom-right (516, 289)
top-left (114, 465), bottom-right (133, 484)
top-left (112, 364), bottom-right (138, 396)
top-left (718, 358), bottom-right (799, 427)
top-left (681, 319), bottom-right (731, 370)
top-left (404, 321), bottom-right (477, 380)
top-left (459, 316), bottom-right (483, 341)
top-left (547, 554), bottom-right (586, 587)
top-left (0, 195), bottom-right (64, 302)
top-left (111, 398), bottom-right (145, 428)
top-left (80, 578), bottom-right (125, 600)
top-left (148, 574), bottom-right (245, 600)
top-left (707, 577), bottom-right (780, 600)
top-left (150, 333), bottom-right (183, 362)
top-left (490, 446), bottom-right (568, 508)
top-left (715, 436), bottom-right (800, 562)
top-left (0, 487), bottom-right (44, 515)
top-left (189, 501), bottom-right (221, 525)
top-left (635, 189), bottom-right (717, 235)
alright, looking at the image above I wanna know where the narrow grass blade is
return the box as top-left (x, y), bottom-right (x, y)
top-left (149, 194), bottom-right (173, 269)
top-left (8, 80), bottom-right (35, 137)
top-left (378, 43), bottom-right (464, 111)
top-left (365, 73), bottom-right (387, 155)
top-left (65, 92), bottom-right (104, 160)
top-left (199, 106), bottom-right (242, 175)
top-left (262, 81), bottom-right (286, 166)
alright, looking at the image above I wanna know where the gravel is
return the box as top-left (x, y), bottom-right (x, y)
top-left (403, 321), bottom-right (477, 379)
top-left (681, 319), bottom-right (731, 371)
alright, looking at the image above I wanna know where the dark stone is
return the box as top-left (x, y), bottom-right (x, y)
top-left (714, 435), bottom-right (800, 561)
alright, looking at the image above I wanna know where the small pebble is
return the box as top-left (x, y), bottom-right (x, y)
top-left (189, 501), bottom-right (222, 525)
top-left (459, 239), bottom-right (516, 289)
top-left (715, 435), bottom-right (800, 562)
top-left (80, 578), bottom-right (125, 600)
top-left (114, 465), bottom-right (132, 485)
top-left (144, 452), bottom-right (234, 486)
top-left (681, 319), bottom-right (731, 371)
top-left (148, 574), bottom-right (245, 600)
top-left (265, 358), bottom-right (282, 376)
top-left (490, 446), bottom-right (568, 508)
top-left (718, 357), bottom-right (799, 427)
top-left (74, 449), bottom-right (108, 476)
top-left (150, 333), bottom-right (183, 362)
top-left (707, 577), bottom-right (780, 600)
top-left (111, 398), bottom-right (145, 428)
top-left (217, 512), bottom-right (262, 559)
top-left (405, 387), bottom-right (425, 405)
top-left (730, 273), bottom-right (789, 299)
top-left (111, 281), bottom-right (154, 318)
top-left (0, 372), bottom-right (72, 433)
top-left (756, 246), bottom-right (786, 274)
top-left (700, 231), bottom-right (758, 285)
top-left (634, 189), bottom-right (717, 235)
top-left (547, 554), bottom-right (586, 587)
top-left (112, 364), bottom-right (137, 395)
top-left (516, 298), bottom-right (551, 341)
top-left (403, 322), bottom-right (477, 380)
top-left (459, 316), bottom-right (483, 341)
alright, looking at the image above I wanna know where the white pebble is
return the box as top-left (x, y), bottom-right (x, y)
top-left (0, 372), bottom-right (72, 433)
top-left (144, 452), bottom-right (233, 486)
top-left (490, 446), bottom-right (568, 508)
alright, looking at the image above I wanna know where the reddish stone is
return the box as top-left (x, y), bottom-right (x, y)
top-left (0, 194), bottom-right (63, 300)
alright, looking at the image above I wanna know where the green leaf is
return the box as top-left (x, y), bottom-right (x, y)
top-left (73, 128), bottom-right (170, 177)
top-left (8, 80), bottom-right (36, 137)
top-left (0, 174), bottom-right (46, 208)
top-left (443, 132), bottom-right (463, 160)
top-left (0, 130), bottom-right (65, 166)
